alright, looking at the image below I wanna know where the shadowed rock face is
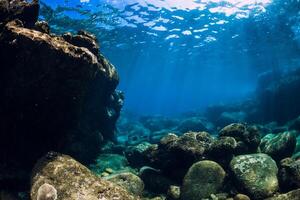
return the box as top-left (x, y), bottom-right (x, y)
top-left (0, 0), bottom-right (123, 189)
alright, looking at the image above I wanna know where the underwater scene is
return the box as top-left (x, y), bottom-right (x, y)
top-left (1, 0), bottom-right (300, 199)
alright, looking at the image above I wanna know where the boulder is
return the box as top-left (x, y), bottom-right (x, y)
top-left (260, 131), bottom-right (296, 161)
top-left (181, 160), bottom-right (226, 200)
top-left (230, 153), bottom-right (278, 199)
top-left (208, 136), bottom-right (237, 167)
top-left (220, 123), bottom-right (261, 154)
top-left (125, 142), bottom-right (152, 168)
top-left (30, 152), bottom-right (138, 200)
top-left (145, 132), bottom-right (214, 182)
top-left (0, 9), bottom-right (123, 188)
top-left (278, 158), bottom-right (300, 191)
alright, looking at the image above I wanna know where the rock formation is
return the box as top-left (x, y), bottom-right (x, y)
top-left (0, 0), bottom-right (123, 189)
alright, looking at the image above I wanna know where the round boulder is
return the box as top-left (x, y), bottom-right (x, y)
top-left (230, 153), bottom-right (278, 199)
top-left (181, 160), bottom-right (226, 200)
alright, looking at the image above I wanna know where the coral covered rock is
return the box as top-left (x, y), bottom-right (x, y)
top-left (230, 153), bottom-right (278, 199)
top-left (30, 152), bottom-right (138, 200)
top-left (181, 160), bottom-right (226, 200)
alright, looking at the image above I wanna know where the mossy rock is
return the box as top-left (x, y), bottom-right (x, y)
top-left (181, 160), bottom-right (226, 200)
top-left (230, 153), bottom-right (278, 199)
top-left (30, 152), bottom-right (138, 200)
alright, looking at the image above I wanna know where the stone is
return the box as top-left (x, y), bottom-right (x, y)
top-left (260, 131), bottom-right (296, 161)
top-left (62, 30), bottom-right (100, 59)
top-left (220, 123), bottom-right (261, 154)
top-left (105, 172), bottom-right (144, 196)
top-left (233, 194), bottom-right (250, 200)
top-left (166, 185), bottom-right (180, 200)
top-left (230, 153), bottom-right (278, 199)
top-left (30, 152), bottom-right (138, 200)
top-left (278, 158), bottom-right (300, 191)
top-left (264, 189), bottom-right (300, 200)
top-left (181, 160), bottom-right (226, 200)
top-left (208, 136), bottom-right (237, 166)
top-left (145, 132), bottom-right (214, 182)
top-left (125, 142), bottom-right (153, 168)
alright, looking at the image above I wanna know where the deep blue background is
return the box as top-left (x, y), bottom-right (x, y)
top-left (40, 0), bottom-right (300, 115)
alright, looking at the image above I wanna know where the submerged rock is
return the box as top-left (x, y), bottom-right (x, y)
top-left (30, 152), bottom-right (138, 200)
top-left (145, 132), bottom-right (214, 182)
top-left (125, 142), bottom-right (153, 168)
top-left (260, 131), bottom-right (296, 161)
top-left (220, 123), bottom-right (261, 154)
top-left (0, 2), bottom-right (123, 188)
top-left (181, 160), bottom-right (226, 200)
top-left (208, 136), bottom-right (237, 167)
top-left (278, 158), bottom-right (300, 191)
top-left (230, 153), bottom-right (278, 199)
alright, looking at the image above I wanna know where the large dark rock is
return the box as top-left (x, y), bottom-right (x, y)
top-left (220, 123), bottom-right (261, 154)
top-left (0, 4), bottom-right (123, 189)
top-left (278, 158), bottom-right (300, 191)
top-left (145, 132), bottom-right (214, 182)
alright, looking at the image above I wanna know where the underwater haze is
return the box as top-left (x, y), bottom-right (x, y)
top-left (39, 0), bottom-right (300, 115)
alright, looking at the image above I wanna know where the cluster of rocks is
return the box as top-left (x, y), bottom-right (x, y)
top-left (111, 123), bottom-right (299, 200)
top-left (0, 0), bottom-right (123, 193)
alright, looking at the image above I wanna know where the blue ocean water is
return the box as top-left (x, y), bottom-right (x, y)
top-left (39, 0), bottom-right (300, 115)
